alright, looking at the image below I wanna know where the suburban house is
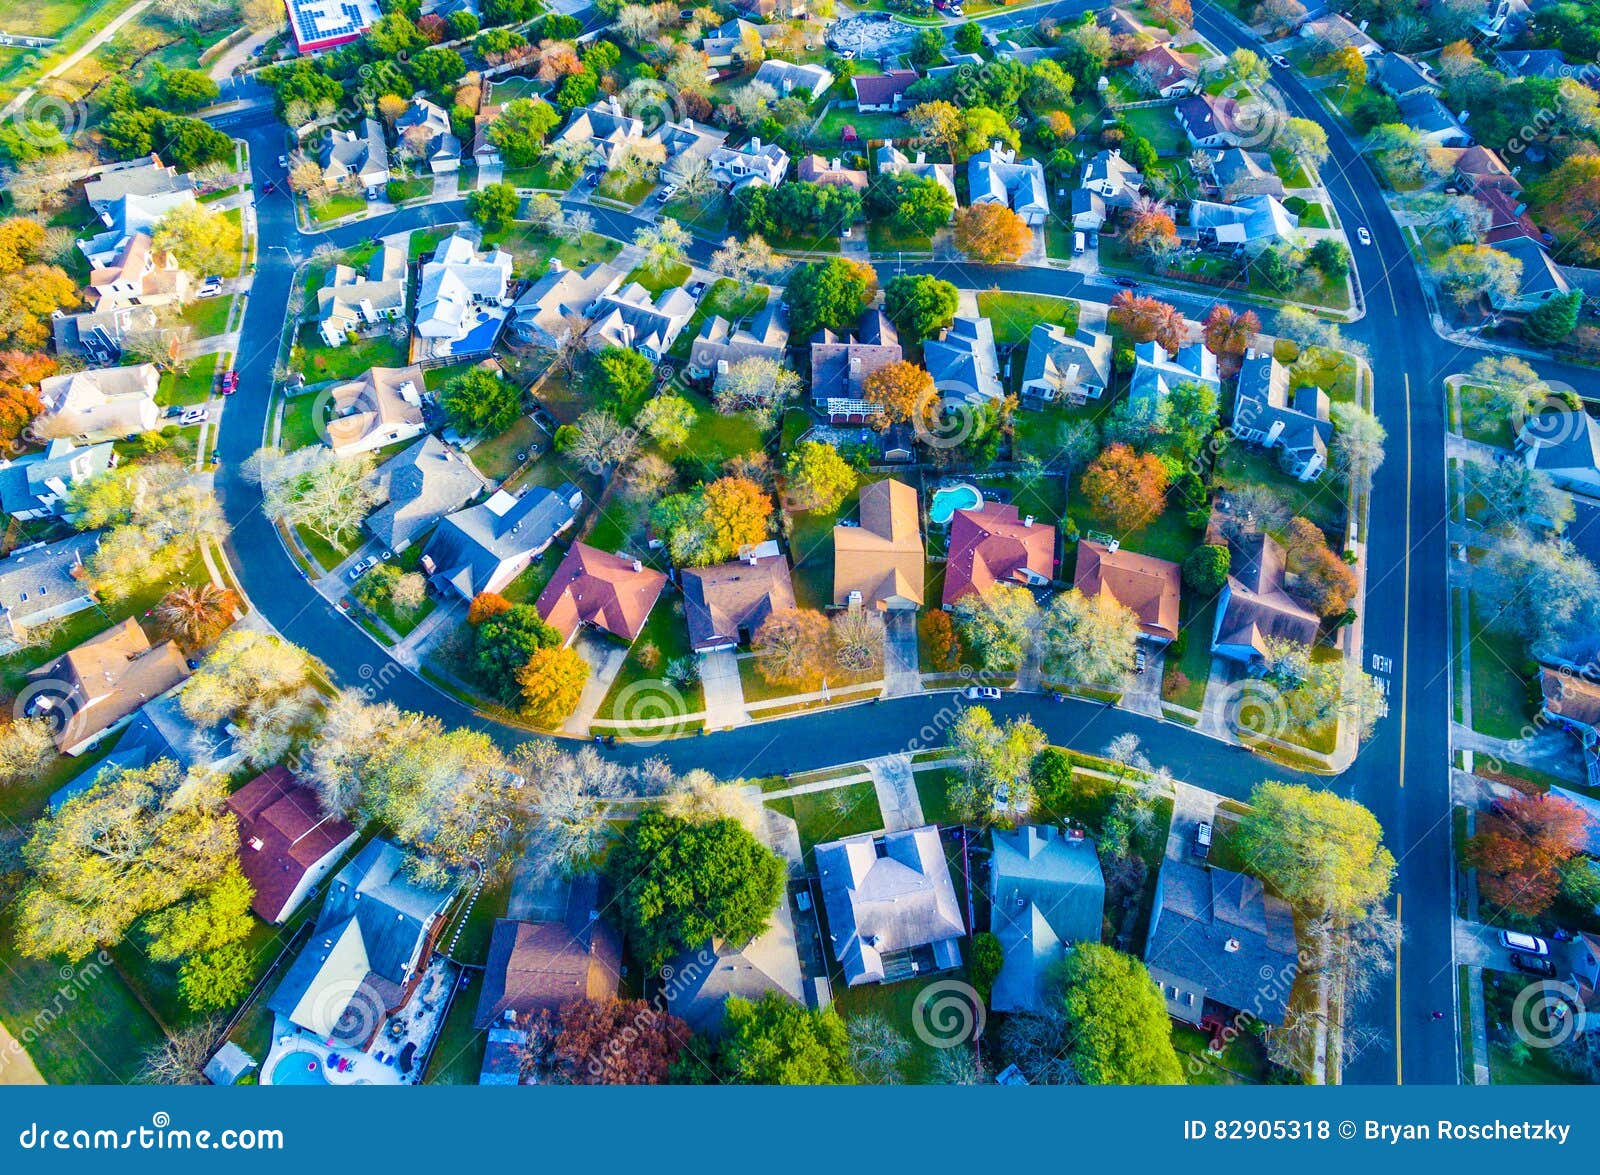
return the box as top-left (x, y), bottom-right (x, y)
top-left (0, 533), bottom-right (100, 652)
top-left (1129, 340), bottom-right (1221, 408)
top-left (86, 232), bottom-right (187, 312)
top-left (1489, 236), bottom-right (1573, 312)
top-left (816, 825), bottom-right (966, 986)
top-left (25, 617), bottom-right (190, 755)
top-left (266, 839), bottom-right (454, 1047)
top-left (227, 766), bottom-right (359, 925)
top-left (1448, 144), bottom-right (1519, 195)
top-left (1470, 182), bottom-right (1541, 245)
top-left (1020, 323), bottom-right (1113, 407)
top-left (655, 119), bottom-right (729, 176)
top-left (1073, 539), bottom-right (1182, 644)
top-left (968, 144), bottom-right (1049, 227)
top-left (833, 478), bottom-right (924, 612)
top-left (1497, 47), bottom-right (1574, 79)
top-left (80, 158), bottom-right (196, 268)
top-left (924, 316), bottom-right (1002, 410)
top-left (587, 281), bottom-right (698, 361)
top-left (809, 309), bottom-right (903, 423)
top-left (1298, 12), bottom-right (1381, 56)
top-left (1517, 409), bottom-right (1600, 496)
top-left (474, 880), bottom-right (623, 1031)
top-left (1373, 52), bottom-right (1438, 99)
top-left (1175, 94), bottom-right (1247, 148)
top-left (1230, 351), bottom-right (1335, 481)
top-left (534, 542), bottom-right (668, 645)
top-left (796, 153), bottom-right (869, 191)
top-left (989, 825), bottom-right (1105, 1013)
top-left (49, 688), bottom-right (243, 809)
top-left (34, 364), bottom-right (161, 442)
top-left (320, 118), bottom-right (390, 190)
top-left (876, 144), bottom-right (957, 211)
top-left (1133, 44), bottom-right (1201, 96)
top-left (734, 0), bottom-right (806, 18)
top-left (423, 482), bottom-right (583, 601)
top-left (285, 0), bottom-right (382, 53)
top-left (1144, 857), bottom-right (1298, 1026)
top-left (508, 260), bottom-right (624, 349)
top-left (0, 438), bottom-right (116, 521)
top-left (687, 302), bottom-right (790, 383)
top-left (324, 365), bottom-right (428, 457)
top-left (709, 137), bottom-right (791, 190)
top-left (1540, 668), bottom-right (1600, 755)
top-left (667, 898), bottom-right (809, 1032)
top-left (1098, 4), bottom-right (1150, 38)
top-left (556, 96), bottom-right (647, 167)
top-left (1208, 521), bottom-right (1322, 665)
top-left (1567, 934), bottom-right (1600, 1026)
top-left (314, 243), bottom-right (408, 346)
top-left (471, 102), bottom-right (504, 169)
top-left (680, 541), bottom-right (796, 652)
top-left (1206, 148), bottom-right (1284, 199)
top-left (414, 232), bottom-right (514, 357)
top-left (393, 96), bottom-right (461, 173)
top-left (853, 68), bottom-right (921, 112)
top-left (53, 304), bottom-right (160, 367)
top-left (1397, 93), bottom-right (1469, 147)
top-left (752, 59), bottom-right (833, 100)
top-left (942, 503), bottom-right (1055, 608)
top-left (1073, 148), bottom-right (1144, 231)
top-left (366, 434), bottom-right (488, 553)
top-left (701, 19), bottom-right (770, 69)
top-left (1188, 193), bottom-right (1300, 250)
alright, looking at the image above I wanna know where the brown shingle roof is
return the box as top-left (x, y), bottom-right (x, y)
top-left (851, 68), bottom-right (920, 107)
top-left (681, 549), bottom-right (795, 651)
top-left (473, 914), bottom-right (622, 1028)
top-left (833, 478), bottom-right (924, 609)
top-left (228, 766), bottom-right (358, 923)
top-left (1541, 668), bottom-right (1600, 729)
top-left (1135, 44), bottom-right (1199, 89)
top-left (942, 503), bottom-right (1055, 608)
top-left (535, 542), bottom-right (667, 643)
top-left (1073, 539), bottom-right (1181, 641)
top-left (29, 617), bottom-right (189, 751)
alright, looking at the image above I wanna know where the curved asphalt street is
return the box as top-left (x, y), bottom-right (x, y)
top-left (210, 23), bottom-right (1595, 1082)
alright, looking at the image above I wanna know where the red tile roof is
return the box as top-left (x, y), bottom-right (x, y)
top-left (942, 502), bottom-right (1055, 608)
top-left (227, 766), bottom-right (357, 923)
top-left (535, 542), bottom-right (667, 643)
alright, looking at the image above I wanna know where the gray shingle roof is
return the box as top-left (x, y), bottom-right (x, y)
top-left (424, 482), bottom-right (581, 599)
top-left (366, 435), bottom-right (487, 551)
top-left (989, 826), bottom-right (1105, 1012)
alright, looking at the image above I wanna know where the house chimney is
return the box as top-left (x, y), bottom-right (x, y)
top-left (750, 136), bottom-right (762, 153)
top-left (1023, 515), bottom-right (1035, 528)
top-left (632, 559), bottom-right (642, 573)
top-left (1224, 937), bottom-right (1241, 953)
top-left (248, 837), bottom-right (264, 851)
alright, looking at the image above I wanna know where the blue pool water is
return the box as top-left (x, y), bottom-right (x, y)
top-left (272, 1050), bottom-right (329, 1086)
top-left (929, 484), bottom-right (983, 525)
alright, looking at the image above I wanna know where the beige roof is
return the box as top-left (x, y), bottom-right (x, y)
top-left (36, 364), bottom-right (160, 440)
top-left (833, 479), bottom-right (924, 609)
top-left (1073, 539), bottom-right (1181, 641)
top-left (29, 617), bottom-right (189, 751)
top-left (324, 365), bottom-right (427, 454)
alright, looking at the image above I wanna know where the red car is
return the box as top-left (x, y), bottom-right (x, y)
top-left (220, 370), bottom-right (239, 395)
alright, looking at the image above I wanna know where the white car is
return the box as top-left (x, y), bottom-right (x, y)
top-left (347, 557), bottom-right (377, 582)
top-left (964, 686), bottom-right (1002, 701)
top-left (1498, 929), bottom-right (1550, 956)
top-left (277, 154), bottom-right (288, 168)
top-left (196, 275), bottom-right (223, 298)
top-left (1270, 54), bottom-right (1291, 69)
top-left (179, 407), bottom-right (208, 426)
top-left (1356, 226), bottom-right (1372, 246)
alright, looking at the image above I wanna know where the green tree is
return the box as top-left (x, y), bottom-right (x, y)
top-left (715, 992), bottom-right (854, 1084)
top-left (440, 366), bottom-right (522, 436)
top-left (178, 944), bottom-right (255, 1012)
top-left (910, 26), bottom-right (945, 68)
top-left (1230, 782), bottom-right (1395, 918)
top-left (487, 97), bottom-right (562, 166)
top-left (954, 21), bottom-right (985, 53)
top-left (586, 345), bottom-right (656, 416)
top-left (952, 583), bottom-right (1039, 670)
top-left (1181, 544), bottom-right (1230, 594)
top-left (605, 809), bottom-right (785, 969)
top-left (474, 605), bottom-right (561, 701)
top-left (142, 862), bottom-right (255, 962)
top-left (1038, 589), bottom-right (1140, 688)
top-left (1053, 944), bottom-right (1184, 1085)
top-left (784, 440), bottom-right (857, 512)
top-left (465, 182), bottom-right (521, 230)
top-left (784, 258), bottom-right (877, 338)
top-left (160, 68), bottom-right (221, 110)
top-left (883, 274), bottom-right (959, 343)
top-left (153, 204), bottom-right (242, 278)
top-left (1524, 291), bottom-right (1582, 346)
top-left (948, 705), bottom-right (1047, 826)
top-left (971, 931), bottom-right (1004, 1003)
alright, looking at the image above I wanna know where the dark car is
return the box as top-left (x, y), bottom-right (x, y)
top-left (1509, 952), bottom-right (1557, 978)
top-left (1114, 277), bottom-right (1138, 288)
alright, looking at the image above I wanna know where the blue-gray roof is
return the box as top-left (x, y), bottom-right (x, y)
top-left (424, 482), bottom-right (581, 598)
top-left (988, 826), bottom-right (1105, 1012)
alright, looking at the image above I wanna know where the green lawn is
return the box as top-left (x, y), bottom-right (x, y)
top-left (1067, 488), bottom-right (1199, 565)
top-left (387, 176), bottom-right (434, 203)
top-left (408, 227), bottom-right (452, 263)
top-left (661, 191), bottom-right (729, 236)
top-left (596, 596), bottom-right (704, 732)
top-left (470, 415), bottom-right (543, 483)
top-left (423, 984), bottom-right (485, 1085)
top-left (181, 295), bottom-right (233, 339)
top-left (669, 278), bottom-right (770, 360)
top-left (651, 389), bottom-right (767, 468)
top-left (297, 524), bottom-right (359, 574)
top-left (623, 261), bottom-right (691, 298)
top-left (597, 171), bottom-right (655, 206)
top-left (977, 291), bottom-right (1080, 344)
top-left (1212, 443), bottom-right (1348, 532)
top-left (158, 353), bottom-right (219, 407)
top-left (481, 223), bottom-right (621, 281)
top-left (310, 192), bottom-right (367, 223)
top-left (1482, 971), bottom-right (1584, 1084)
top-left (913, 768), bottom-right (960, 827)
top-left (1119, 104), bottom-right (1187, 156)
top-left (787, 496), bottom-right (851, 613)
top-left (1457, 384), bottom-right (1515, 448)
top-left (501, 157), bottom-right (577, 191)
top-left (1162, 598), bottom-right (1217, 711)
top-left (1285, 345), bottom-right (1361, 404)
top-left (765, 780), bottom-right (884, 858)
top-left (295, 325), bottom-right (409, 382)
top-left (1171, 1022), bottom-right (1272, 1084)
top-left (1469, 593), bottom-right (1534, 741)
top-left (355, 567), bottom-right (436, 638)
top-left (811, 107), bottom-right (908, 146)
top-left (279, 392), bottom-right (329, 450)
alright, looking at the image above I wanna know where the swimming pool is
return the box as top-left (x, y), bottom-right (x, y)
top-left (929, 483), bottom-right (983, 525)
top-left (271, 1050), bottom-right (329, 1086)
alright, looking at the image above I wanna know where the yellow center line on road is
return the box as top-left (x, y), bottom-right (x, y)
top-left (1395, 892), bottom-right (1404, 1085)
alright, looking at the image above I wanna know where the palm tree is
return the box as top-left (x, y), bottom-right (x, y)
top-left (156, 583), bottom-right (239, 648)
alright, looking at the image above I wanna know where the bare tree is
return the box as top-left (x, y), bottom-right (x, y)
top-left (519, 744), bottom-right (628, 880)
top-left (139, 1019), bottom-right (223, 1085)
top-left (848, 1014), bottom-right (911, 1084)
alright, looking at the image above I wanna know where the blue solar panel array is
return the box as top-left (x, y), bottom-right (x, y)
top-left (291, 0), bottom-right (372, 45)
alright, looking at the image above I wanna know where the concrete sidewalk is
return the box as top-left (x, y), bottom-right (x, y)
top-left (866, 754), bottom-right (924, 832)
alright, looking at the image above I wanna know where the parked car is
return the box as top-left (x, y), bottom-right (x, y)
top-left (1510, 952), bottom-right (1558, 977)
top-left (365, 187), bottom-right (380, 200)
top-left (348, 556), bottom-right (377, 581)
top-left (220, 370), bottom-right (239, 395)
top-left (657, 184), bottom-right (677, 203)
top-left (1134, 650), bottom-right (1147, 674)
top-left (1114, 276), bottom-right (1138, 288)
top-left (277, 154), bottom-right (288, 168)
top-left (687, 280), bottom-right (708, 298)
top-left (1356, 226), bottom-right (1372, 246)
top-left (263, 180), bottom-right (275, 194)
top-left (964, 686), bottom-right (1002, 701)
top-left (1193, 821), bottom-right (1213, 859)
top-left (1499, 929), bottom-right (1551, 956)
top-left (196, 275), bottom-right (223, 298)
top-left (1270, 54), bottom-right (1291, 68)
top-left (179, 407), bottom-right (208, 426)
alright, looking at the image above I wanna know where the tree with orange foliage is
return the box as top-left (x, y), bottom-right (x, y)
top-left (862, 360), bottom-right (937, 432)
top-left (0, 265), bottom-right (77, 350)
top-left (1147, 0), bottom-right (1193, 26)
top-left (517, 644), bottom-right (590, 725)
top-left (1530, 154), bottom-right (1600, 266)
top-left (1124, 206), bottom-right (1178, 258)
top-left (753, 608), bottom-right (830, 687)
top-left (1467, 792), bottom-right (1589, 918)
top-left (703, 475), bottom-right (772, 559)
top-left (1201, 304), bottom-right (1261, 375)
top-left (1280, 516), bottom-right (1357, 617)
top-left (0, 349), bottom-right (52, 445)
top-left (521, 997), bottom-right (692, 1085)
top-left (919, 609), bottom-right (960, 671)
top-left (1079, 443), bottom-right (1170, 531)
top-left (468, 592), bottom-right (514, 625)
top-left (953, 202), bottom-right (1033, 264)
top-left (1109, 290), bottom-right (1187, 354)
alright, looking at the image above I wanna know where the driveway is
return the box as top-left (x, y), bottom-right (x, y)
top-left (562, 633), bottom-right (627, 734)
top-left (883, 611), bottom-right (920, 697)
top-left (699, 649), bottom-right (746, 728)
top-left (867, 754), bottom-right (923, 832)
